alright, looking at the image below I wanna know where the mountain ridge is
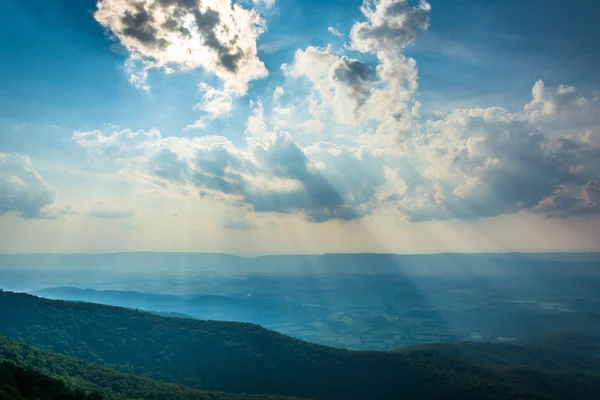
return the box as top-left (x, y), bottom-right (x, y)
top-left (2, 291), bottom-right (600, 399)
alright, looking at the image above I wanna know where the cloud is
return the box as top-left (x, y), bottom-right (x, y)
top-left (186, 83), bottom-right (234, 130)
top-left (72, 128), bottom-right (161, 161)
top-left (286, 47), bottom-right (376, 125)
top-left (95, 0), bottom-right (268, 93)
top-left (525, 80), bottom-right (595, 121)
top-left (73, 128), bottom-right (381, 222)
top-left (274, 1), bottom-right (600, 222)
top-left (87, 204), bottom-right (136, 219)
top-left (303, 142), bottom-right (385, 216)
top-left (286, 1), bottom-right (429, 128)
top-left (0, 153), bottom-right (58, 218)
top-left (327, 26), bottom-right (344, 37)
top-left (77, 0), bottom-right (600, 224)
top-left (376, 97), bottom-right (600, 221)
top-left (252, 0), bottom-right (275, 8)
top-left (534, 179), bottom-right (600, 218)
top-left (246, 100), bottom-right (269, 137)
top-left (273, 86), bottom-right (284, 102)
top-left (350, 0), bottom-right (428, 121)
top-left (304, 119), bottom-right (325, 134)
top-left (247, 131), bottom-right (363, 222)
top-left (194, 83), bottom-right (234, 118)
top-left (75, 94), bottom-right (600, 224)
top-left (332, 56), bottom-right (375, 107)
top-left (350, 0), bottom-right (430, 55)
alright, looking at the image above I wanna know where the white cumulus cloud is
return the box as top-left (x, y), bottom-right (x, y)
top-left (525, 79), bottom-right (594, 121)
top-left (73, 127), bottom-right (381, 222)
top-left (0, 153), bottom-right (59, 218)
top-left (95, 0), bottom-right (268, 93)
top-left (75, 0), bottom-right (600, 224)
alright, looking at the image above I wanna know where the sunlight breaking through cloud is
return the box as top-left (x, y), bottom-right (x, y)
top-left (69, 0), bottom-right (600, 224)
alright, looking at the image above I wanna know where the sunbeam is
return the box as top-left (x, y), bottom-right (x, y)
top-left (1, 0), bottom-right (600, 399)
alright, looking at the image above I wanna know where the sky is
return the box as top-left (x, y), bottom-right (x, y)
top-left (1, 0), bottom-right (599, 255)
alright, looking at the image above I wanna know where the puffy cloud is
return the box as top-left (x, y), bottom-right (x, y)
top-left (270, 104), bottom-right (296, 130)
top-left (81, 0), bottom-right (600, 224)
top-left (350, 0), bottom-right (430, 55)
top-left (95, 0), bottom-right (268, 93)
top-left (286, 47), bottom-right (376, 125)
top-left (72, 128), bottom-right (161, 161)
top-left (194, 83), bottom-right (233, 118)
top-left (287, 1), bottom-right (428, 128)
top-left (73, 128), bottom-right (382, 222)
top-left (272, 85), bottom-right (284, 102)
top-left (332, 56), bottom-right (375, 108)
top-left (376, 99), bottom-right (600, 221)
top-left (304, 119), bottom-right (325, 134)
top-left (247, 132), bottom-right (360, 222)
top-left (525, 80), bottom-right (594, 121)
top-left (349, 0), bottom-right (427, 126)
top-left (534, 180), bottom-right (600, 218)
top-left (0, 153), bottom-right (58, 218)
top-left (296, 2), bottom-right (594, 223)
top-left (246, 100), bottom-right (269, 137)
top-left (74, 81), bottom-right (600, 223)
top-left (186, 83), bottom-right (234, 130)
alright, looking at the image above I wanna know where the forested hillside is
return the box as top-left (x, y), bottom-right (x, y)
top-left (0, 336), bottom-right (302, 400)
top-left (399, 339), bottom-right (600, 373)
top-left (2, 291), bottom-right (600, 400)
top-left (0, 361), bottom-right (102, 400)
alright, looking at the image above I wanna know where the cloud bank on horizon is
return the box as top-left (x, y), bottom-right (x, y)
top-left (1, 0), bottom-right (599, 228)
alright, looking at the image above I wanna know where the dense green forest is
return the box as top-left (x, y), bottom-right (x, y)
top-left (0, 336), bottom-right (303, 400)
top-left (0, 361), bottom-right (102, 400)
top-left (2, 291), bottom-right (600, 400)
top-left (399, 336), bottom-right (600, 373)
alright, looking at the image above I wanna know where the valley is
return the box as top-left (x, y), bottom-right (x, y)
top-left (2, 290), bottom-right (600, 400)
top-left (2, 252), bottom-right (597, 351)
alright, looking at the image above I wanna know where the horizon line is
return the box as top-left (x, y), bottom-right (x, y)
top-left (1, 250), bottom-right (599, 259)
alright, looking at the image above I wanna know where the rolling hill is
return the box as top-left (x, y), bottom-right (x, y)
top-left (32, 287), bottom-right (315, 324)
top-left (0, 335), bottom-right (303, 400)
top-left (0, 360), bottom-right (103, 400)
top-left (2, 291), bottom-right (600, 399)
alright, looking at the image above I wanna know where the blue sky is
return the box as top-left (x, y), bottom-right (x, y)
top-left (2, 0), bottom-right (598, 138)
top-left (1, 0), bottom-right (599, 254)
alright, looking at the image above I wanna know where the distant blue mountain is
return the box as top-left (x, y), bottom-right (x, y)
top-left (3, 251), bottom-right (600, 276)
top-left (32, 286), bottom-right (320, 324)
